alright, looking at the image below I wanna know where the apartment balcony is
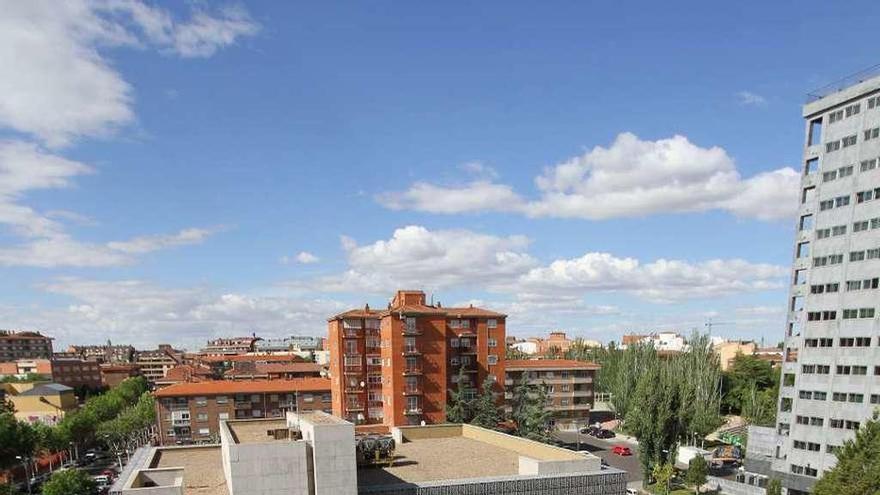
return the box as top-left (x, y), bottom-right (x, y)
top-left (403, 408), bottom-right (423, 416)
top-left (234, 401), bottom-right (253, 409)
top-left (171, 419), bottom-right (190, 427)
top-left (402, 368), bottom-right (422, 376)
top-left (343, 329), bottom-right (359, 338)
top-left (343, 365), bottom-right (363, 374)
top-left (532, 377), bottom-right (593, 385)
top-left (346, 404), bottom-right (365, 412)
top-left (403, 347), bottom-right (421, 355)
top-left (457, 347), bottom-right (477, 355)
top-left (403, 387), bottom-right (422, 396)
top-left (402, 327), bottom-right (422, 336)
top-left (345, 387), bottom-right (366, 393)
top-left (551, 390), bottom-right (593, 398)
top-left (457, 330), bottom-right (476, 337)
top-left (167, 404), bottom-right (189, 411)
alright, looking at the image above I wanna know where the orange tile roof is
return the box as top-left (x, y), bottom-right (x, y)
top-left (153, 378), bottom-right (331, 397)
top-left (505, 359), bottom-right (600, 370)
top-left (199, 354), bottom-right (305, 364)
top-left (258, 363), bottom-right (322, 374)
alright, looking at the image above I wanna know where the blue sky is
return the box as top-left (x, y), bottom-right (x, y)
top-left (2, 1), bottom-right (879, 350)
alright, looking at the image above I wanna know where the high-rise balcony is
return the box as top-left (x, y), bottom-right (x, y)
top-left (402, 367), bottom-right (422, 375)
top-left (402, 327), bottom-right (422, 336)
top-left (343, 364), bottom-right (363, 374)
top-left (403, 386), bottom-right (422, 395)
top-left (403, 346), bottom-right (420, 355)
top-left (343, 329), bottom-right (359, 338)
top-left (403, 407), bottom-right (423, 415)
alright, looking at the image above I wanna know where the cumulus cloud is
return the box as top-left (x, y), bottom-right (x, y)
top-left (2, 278), bottom-right (346, 349)
top-left (291, 225), bottom-right (786, 303)
top-left (0, 2), bottom-right (254, 267)
top-left (0, 143), bottom-right (220, 267)
top-left (379, 133), bottom-right (800, 221)
top-left (515, 252), bottom-right (787, 302)
top-left (737, 91), bottom-right (767, 106)
top-left (280, 251), bottom-right (321, 265)
top-left (0, 1), bottom-right (258, 147)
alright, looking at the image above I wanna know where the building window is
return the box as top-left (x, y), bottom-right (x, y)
top-left (487, 354), bottom-right (498, 365)
top-left (218, 412), bottom-right (229, 420)
top-left (487, 338), bottom-right (497, 348)
top-left (195, 396), bottom-right (207, 407)
top-left (199, 428), bottom-right (210, 436)
top-left (216, 395), bottom-right (228, 404)
top-left (197, 413), bottom-right (208, 421)
top-left (487, 319), bottom-right (497, 328)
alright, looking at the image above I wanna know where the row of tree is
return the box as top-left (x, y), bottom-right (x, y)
top-left (446, 368), bottom-right (554, 442)
top-left (0, 377), bottom-right (152, 480)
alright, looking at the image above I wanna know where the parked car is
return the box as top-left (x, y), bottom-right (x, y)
top-left (595, 429), bottom-right (615, 439)
top-left (612, 445), bottom-right (632, 456)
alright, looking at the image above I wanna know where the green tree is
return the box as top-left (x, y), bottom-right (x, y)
top-left (813, 412), bottom-right (880, 495)
top-left (721, 353), bottom-right (774, 415)
top-left (510, 375), bottom-right (553, 442)
top-left (627, 358), bottom-right (682, 485)
top-left (685, 455), bottom-right (708, 494)
top-left (766, 478), bottom-right (782, 495)
top-left (651, 462), bottom-right (675, 495)
top-left (42, 469), bottom-right (96, 495)
top-left (610, 342), bottom-right (657, 422)
top-left (446, 368), bottom-right (471, 423)
top-left (0, 413), bottom-right (37, 470)
top-left (470, 379), bottom-right (501, 429)
top-left (0, 483), bottom-right (21, 495)
top-left (675, 333), bottom-right (723, 441)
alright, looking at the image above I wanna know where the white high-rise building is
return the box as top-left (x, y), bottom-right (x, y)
top-left (760, 73), bottom-right (880, 494)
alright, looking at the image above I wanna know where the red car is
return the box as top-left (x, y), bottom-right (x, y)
top-left (612, 445), bottom-right (633, 456)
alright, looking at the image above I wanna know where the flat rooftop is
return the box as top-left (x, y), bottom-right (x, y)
top-left (226, 419), bottom-right (288, 444)
top-left (152, 447), bottom-right (228, 495)
top-left (357, 436), bottom-right (520, 486)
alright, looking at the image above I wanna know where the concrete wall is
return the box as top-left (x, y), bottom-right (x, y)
top-left (124, 468), bottom-right (184, 495)
top-left (297, 412), bottom-right (357, 495)
top-left (707, 476), bottom-right (765, 495)
top-left (220, 420), bottom-right (310, 495)
top-left (358, 470), bottom-right (627, 495)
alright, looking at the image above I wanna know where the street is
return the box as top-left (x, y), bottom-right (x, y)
top-left (555, 430), bottom-right (643, 486)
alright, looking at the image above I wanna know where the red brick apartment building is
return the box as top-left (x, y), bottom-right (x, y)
top-left (0, 331), bottom-right (53, 360)
top-left (328, 290), bottom-right (506, 427)
top-left (153, 378), bottom-right (331, 444)
top-left (504, 359), bottom-right (599, 430)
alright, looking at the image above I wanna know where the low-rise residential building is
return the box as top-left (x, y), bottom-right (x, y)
top-left (0, 330), bottom-right (53, 361)
top-left (621, 331), bottom-right (687, 353)
top-left (505, 359), bottom-right (599, 431)
top-left (50, 357), bottom-right (103, 390)
top-left (154, 363), bottom-right (215, 388)
top-left (66, 343), bottom-right (136, 363)
top-left (0, 358), bottom-right (52, 377)
top-left (254, 335), bottom-right (324, 353)
top-left (153, 378), bottom-right (332, 445)
top-left (713, 340), bottom-right (759, 371)
top-left (100, 363), bottom-right (142, 388)
top-left (223, 362), bottom-right (324, 381)
top-left (199, 336), bottom-right (261, 356)
top-left (3, 382), bottom-right (77, 424)
top-left (135, 344), bottom-right (183, 383)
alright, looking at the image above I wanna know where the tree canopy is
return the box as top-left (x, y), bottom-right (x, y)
top-left (813, 412), bottom-right (880, 495)
top-left (42, 468), bottom-right (96, 495)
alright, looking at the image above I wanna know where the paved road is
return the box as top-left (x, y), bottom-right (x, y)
top-left (555, 430), bottom-right (643, 485)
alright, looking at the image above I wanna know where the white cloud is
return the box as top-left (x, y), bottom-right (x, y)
top-left (515, 252), bottom-right (787, 302)
top-left (379, 133), bottom-right (800, 221)
top-left (1, 278), bottom-right (346, 349)
top-left (377, 181), bottom-right (523, 214)
top-left (459, 161), bottom-right (499, 180)
top-left (291, 225), bottom-right (786, 303)
top-left (737, 91), bottom-right (767, 106)
top-left (107, 227), bottom-right (224, 254)
top-left (0, 142), bottom-right (219, 267)
top-left (0, 0), bottom-right (259, 146)
top-left (295, 251), bottom-right (320, 264)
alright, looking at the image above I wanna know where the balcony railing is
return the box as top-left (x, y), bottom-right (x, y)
top-left (402, 368), bottom-right (422, 375)
top-left (172, 419), bottom-right (190, 427)
top-left (403, 408), bottom-right (423, 415)
top-left (346, 404), bottom-right (365, 412)
top-left (403, 388), bottom-right (422, 395)
top-left (402, 327), bottom-right (422, 336)
top-left (343, 365), bottom-right (363, 374)
top-left (343, 329), bottom-right (359, 338)
top-left (345, 387), bottom-right (365, 393)
top-left (545, 403), bottom-right (592, 411)
top-left (234, 401), bottom-right (252, 408)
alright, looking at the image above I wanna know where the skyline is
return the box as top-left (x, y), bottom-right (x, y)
top-left (3, 1), bottom-right (880, 350)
